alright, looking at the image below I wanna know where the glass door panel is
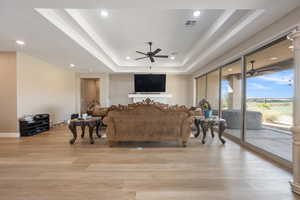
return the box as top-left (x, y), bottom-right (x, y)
top-left (221, 59), bottom-right (242, 138)
top-left (245, 38), bottom-right (294, 161)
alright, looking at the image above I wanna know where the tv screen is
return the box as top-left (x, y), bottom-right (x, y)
top-left (134, 74), bottom-right (166, 92)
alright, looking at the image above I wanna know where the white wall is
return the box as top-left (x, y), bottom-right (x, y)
top-left (17, 53), bottom-right (76, 125)
top-left (109, 74), bottom-right (193, 106)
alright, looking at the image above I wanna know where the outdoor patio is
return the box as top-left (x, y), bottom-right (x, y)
top-left (225, 127), bottom-right (292, 161)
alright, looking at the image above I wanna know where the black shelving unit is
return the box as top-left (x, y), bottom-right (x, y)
top-left (19, 114), bottom-right (50, 137)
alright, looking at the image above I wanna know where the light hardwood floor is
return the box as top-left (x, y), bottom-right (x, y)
top-left (0, 125), bottom-right (299, 200)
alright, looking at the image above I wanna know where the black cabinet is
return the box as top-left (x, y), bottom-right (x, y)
top-left (19, 114), bottom-right (50, 137)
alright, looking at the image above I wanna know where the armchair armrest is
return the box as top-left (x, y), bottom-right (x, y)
top-left (103, 116), bottom-right (116, 138)
top-left (181, 116), bottom-right (194, 140)
top-left (103, 116), bottom-right (110, 126)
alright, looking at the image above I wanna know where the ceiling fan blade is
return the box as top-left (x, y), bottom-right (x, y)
top-left (153, 55), bottom-right (168, 58)
top-left (135, 56), bottom-right (148, 60)
top-left (149, 56), bottom-right (155, 63)
top-left (136, 51), bottom-right (147, 56)
top-left (152, 48), bottom-right (161, 55)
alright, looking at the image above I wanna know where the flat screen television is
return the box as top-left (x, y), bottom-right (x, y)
top-left (134, 74), bottom-right (166, 93)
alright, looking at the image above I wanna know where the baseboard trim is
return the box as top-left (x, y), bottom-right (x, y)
top-left (290, 180), bottom-right (300, 195)
top-left (0, 132), bottom-right (20, 138)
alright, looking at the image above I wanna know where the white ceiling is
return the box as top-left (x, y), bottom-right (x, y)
top-left (73, 9), bottom-right (224, 67)
top-left (0, 0), bottom-right (300, 73)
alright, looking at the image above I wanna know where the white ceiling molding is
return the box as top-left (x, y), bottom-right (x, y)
top-left (35, 8), bottom-right (117, 72)
top-left (183, 9), bottom-right (237, 65)
top-left (1, 0), bottom-right (287, 10)
top-left (1, 0), bottom-right (300, 74)
top-left (37, 8), bottom-right (265, 73)
top-left (35, 9), bottom-right (193, 73)
top-left (185, 9), bottom-right (265, 72)
top-left (65, 9), bottom-right (121, 66)
top-left (115, 67), bottom-right (188, 74)
top-left (65, 9), bottom-right (181, 68)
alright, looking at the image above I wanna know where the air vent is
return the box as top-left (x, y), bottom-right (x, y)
top-left (185, 20), bottom-right (197, 27)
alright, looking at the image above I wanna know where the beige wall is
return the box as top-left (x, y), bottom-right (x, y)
top-left (109, 74), bottom-right (134, 106)
top-left (17, 53), bottom-right (76, 125)
top-left (109, 74), bottom-right (193, 106)
top-left (166, 74), bottom-right (193, 106)
top-left (0, 52), bottom-right (17, 133)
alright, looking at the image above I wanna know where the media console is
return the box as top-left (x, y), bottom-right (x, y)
top-left (19, 114), bottom-right (50, 137)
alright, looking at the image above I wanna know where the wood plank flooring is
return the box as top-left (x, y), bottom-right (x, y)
top-left (0, 125), bottom-right (299, 200)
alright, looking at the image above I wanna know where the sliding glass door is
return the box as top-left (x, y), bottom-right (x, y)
top-left (245, 37), bottom-right (294, 161)
top-left (221, 59), bottom-right (242, 139)
top-left (194, 34), bottom-right (294, 163)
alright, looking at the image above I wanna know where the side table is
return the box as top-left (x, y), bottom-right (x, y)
top-left (194, 117), bottom-right (227, 144)
top-left (69, 117), bottom-right (101, 144)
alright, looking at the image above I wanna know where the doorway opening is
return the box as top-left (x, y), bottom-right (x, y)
top-left (80, 78), bottom-right (100, 114)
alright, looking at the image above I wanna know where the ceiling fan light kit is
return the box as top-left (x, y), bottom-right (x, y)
top-left (135, 42), bottom-right (169, 63)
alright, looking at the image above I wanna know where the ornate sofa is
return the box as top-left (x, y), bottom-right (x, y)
top-left (103, 98), bottom-right (194, 147)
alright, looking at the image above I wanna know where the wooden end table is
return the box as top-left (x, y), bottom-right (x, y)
top-left (194, 116), bottom-right (227, 144)
top-left (69, 117), bottom-right (101, 144)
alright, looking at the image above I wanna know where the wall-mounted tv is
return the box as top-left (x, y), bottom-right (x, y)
top-left (134, 74), bottom-right (166, 93)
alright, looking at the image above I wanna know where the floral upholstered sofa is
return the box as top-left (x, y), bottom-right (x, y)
top-left (103, 98), bottom-right (194, 147)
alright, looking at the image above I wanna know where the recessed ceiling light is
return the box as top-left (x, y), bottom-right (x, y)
top-left (170, 56), bottom-right (175, 60)
top-left (270, 57), bottom-right (278, 60)
top-left (100, 10), bottom-right (109, 17)
top-left (228, 68), bottom-right (233, 72)
top-left (16, 40), bottom-right (25, 45)
top-left (289, 45), bottom-right (294, 49)
top-left (70, 64), bottom-right (75, 68)
top-left (193, 10), bottom-right (201, 17)
top-left (126, 56), bottom-right (131, 60)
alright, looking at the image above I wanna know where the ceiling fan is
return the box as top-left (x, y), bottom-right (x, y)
top-left (247, 59), bottom-right (291, 77)
top-left (135, 42), bottom-right (169, 63)
top-left (247, 60), bottom-right (258, 76)
top-left (247, 60), bottom-right (273, 76)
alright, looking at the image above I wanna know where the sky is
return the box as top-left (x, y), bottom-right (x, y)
top-left (222, 69), bottom-right (294, 99)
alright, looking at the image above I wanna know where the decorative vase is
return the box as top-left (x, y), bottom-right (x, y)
top-left (204, 109), bottom-right (212, 119)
